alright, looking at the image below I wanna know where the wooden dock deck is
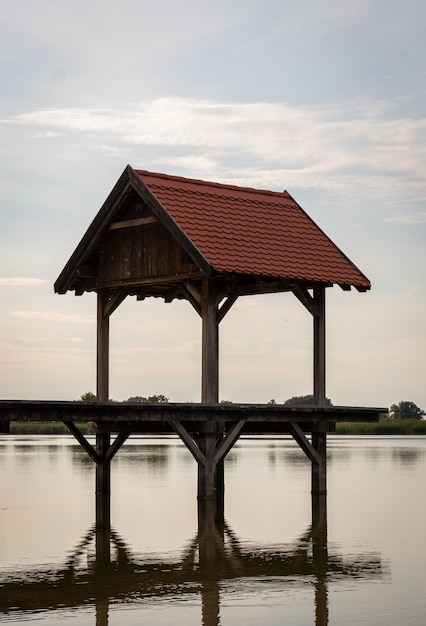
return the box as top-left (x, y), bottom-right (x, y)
top-left (0, 400), bottom-right (383, 430)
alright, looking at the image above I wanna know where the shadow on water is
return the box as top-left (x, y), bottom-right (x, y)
top-left (0, 499), bottom-right (388, 626)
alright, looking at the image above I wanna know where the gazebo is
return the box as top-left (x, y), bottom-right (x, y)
top-left (51, 165), bottom-right (376, 523)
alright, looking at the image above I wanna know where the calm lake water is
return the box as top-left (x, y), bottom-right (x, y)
top-left (0, 434), bottom-right (425, 625)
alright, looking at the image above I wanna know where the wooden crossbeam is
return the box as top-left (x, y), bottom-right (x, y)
top-left (289, 421), bottom-right (320, 465)
top-left (64, 422), bottom-right (130, 465)
top-left (104, 431), bottom-right (131, 463)
top-left (169, 420), bottom-right (206, 466)
top-left (213, 420), bottom-right (246, 465)
top-left (217, 295), bottom-right (238, 323)
top-left (64, 422), bottom-right (101, 464)
top-left (292, 284), bottom-right (319, 317)
top-left (108, 216), bottom-right (158, 230)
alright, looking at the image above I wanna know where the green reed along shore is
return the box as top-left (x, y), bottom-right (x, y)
top-left (7, 420), bottom-right (426, 435)
top-left (335, 420), bottom-right (426, 435)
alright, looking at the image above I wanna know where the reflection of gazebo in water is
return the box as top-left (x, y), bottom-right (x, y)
top-left (0, 515), bottom-right (388, 626)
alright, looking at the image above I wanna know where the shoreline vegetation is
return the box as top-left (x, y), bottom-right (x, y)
top-left (7, 420), bottom-right (426, 436)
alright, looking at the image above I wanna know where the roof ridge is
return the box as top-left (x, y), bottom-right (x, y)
top-left (134, 169), bottom-right (290, 199)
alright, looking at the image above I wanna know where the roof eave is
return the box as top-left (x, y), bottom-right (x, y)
top-left (54, 165), bottom-right (134, 294)
top-left (54, 165), bottom-right (216, 295)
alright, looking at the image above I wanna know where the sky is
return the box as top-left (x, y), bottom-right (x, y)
top-left (0, 0), bottom-right (425, 410)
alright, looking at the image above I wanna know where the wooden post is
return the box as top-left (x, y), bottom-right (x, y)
top-left (201, 278), bottom-right (219, 404)
top-left (313, 286), bottom-right (326, 406)
top-left (97, 290), bottom-right (109, 403)
top-left (0, 420), bottom-right (10, 433)
top-left (199, 278), bottom-right (222, 520)
top-left (311, 429), bottom-right (327, 496)
top-left (96, 290), bottom-right (111, 529)
top-left (312, 287), bottom-right (327, 498)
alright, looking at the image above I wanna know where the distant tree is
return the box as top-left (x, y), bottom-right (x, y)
top-left (283, 394), bottom-right (333, 406)
top-left (389, 401), bottom-right (425, 421)
top-left (79, 391), bottom-right (117, 402)
top-left (146, 394), bottom-right (169, 403)
top-left (126, 396), bottom-right (147, 403)
top-left (220, 399), bottom-right (233, 404)
top-left (79, 391), bottom-right (96, 402)
top-left (268, 399), bottom-right (277, 405)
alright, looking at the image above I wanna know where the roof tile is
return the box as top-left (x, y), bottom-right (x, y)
top-left (136, 170), bottom-right (370, 289)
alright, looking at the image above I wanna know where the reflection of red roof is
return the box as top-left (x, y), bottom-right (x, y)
top-left (136, 170), bottom-right (370, 290)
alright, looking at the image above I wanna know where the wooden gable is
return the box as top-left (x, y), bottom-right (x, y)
top-left (97, 189), bottom-right (200, 291)
top-left (55, 170), bottom-right (204, 298)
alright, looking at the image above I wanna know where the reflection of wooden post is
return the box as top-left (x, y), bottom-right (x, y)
top-left (198, 503), bottom-right (223, 626)
top-left (96, 290), bottom-right (111, 529)
top-left (95, 525), bottom-right (110, 626)
top-left (311, 493), bottom-right (328, 626)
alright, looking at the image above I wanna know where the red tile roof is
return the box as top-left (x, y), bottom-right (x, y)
top-left (135, 169), bottom-right (370, 290)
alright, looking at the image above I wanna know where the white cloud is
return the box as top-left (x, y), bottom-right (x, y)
top-left (11, 310), bottom-right (95, 323)
top-left (0, 277), bottom-right (49, 287)
top-left (384, 213), bottom-right (426, 224)
top-left (9, 96), bottom-right (426, 203)
top-left (31, 131), bottom-right (62, 139)
top-left (17, 336), bottom-right (52, 343)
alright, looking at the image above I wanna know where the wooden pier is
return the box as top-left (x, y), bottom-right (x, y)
top-left (0, 166), bottom-right (386, 530)
top-left (0, 399), bottom-right (384, 528)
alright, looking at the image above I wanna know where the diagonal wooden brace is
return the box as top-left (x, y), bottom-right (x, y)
top-left (289, 421), bottom-right (321, 465)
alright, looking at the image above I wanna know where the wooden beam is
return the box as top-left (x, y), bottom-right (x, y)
top-left (217, 295), bottom-right (238, 324)
top-left (182, 280), bottom-right (202, 305)
top-left (169, 420), bottom-right (206, 466)
top-left (108, 216), bottom-right (158, 230)
top-left (292, 284), bottom-right (319, 317)
top-left (96, 271), bottom-right (203, 291)
top-left (180, 280), bottom-right (202, 316)
top-left (103, 288), bottom-right (128, 317)
top-left (63, 422), bottom-right (101, 464)
top-left (104, 431), bottom-right (131, 464)
top-left (213, 420), bottom-right (246, 465)
top-left (289, 421), bottom-right (320, 465)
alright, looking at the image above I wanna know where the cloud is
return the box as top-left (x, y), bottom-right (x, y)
top-left (9, 96), bottom-right (426, 203)
top-left (11, 310), bottom-right (95, 324)
top-left (384, 213), bottom-right (426, 224)
top-left (31, 131), bottom-right (62, 139)
top-left (17, 336), bottom-right (52, 343)
top-left (0, 277), bottom-right (49, 287)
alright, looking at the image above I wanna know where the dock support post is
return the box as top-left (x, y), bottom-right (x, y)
top-left (96, 432), bottom-right (111, 529)
top-left (311, 430), bottom-right (327, 496)
top-left (0, 420), bottom-right (10, 433)
top-left (199, 278), bottom-right (223, 521)
top-left (96, 290), bottom-right (111, 529)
